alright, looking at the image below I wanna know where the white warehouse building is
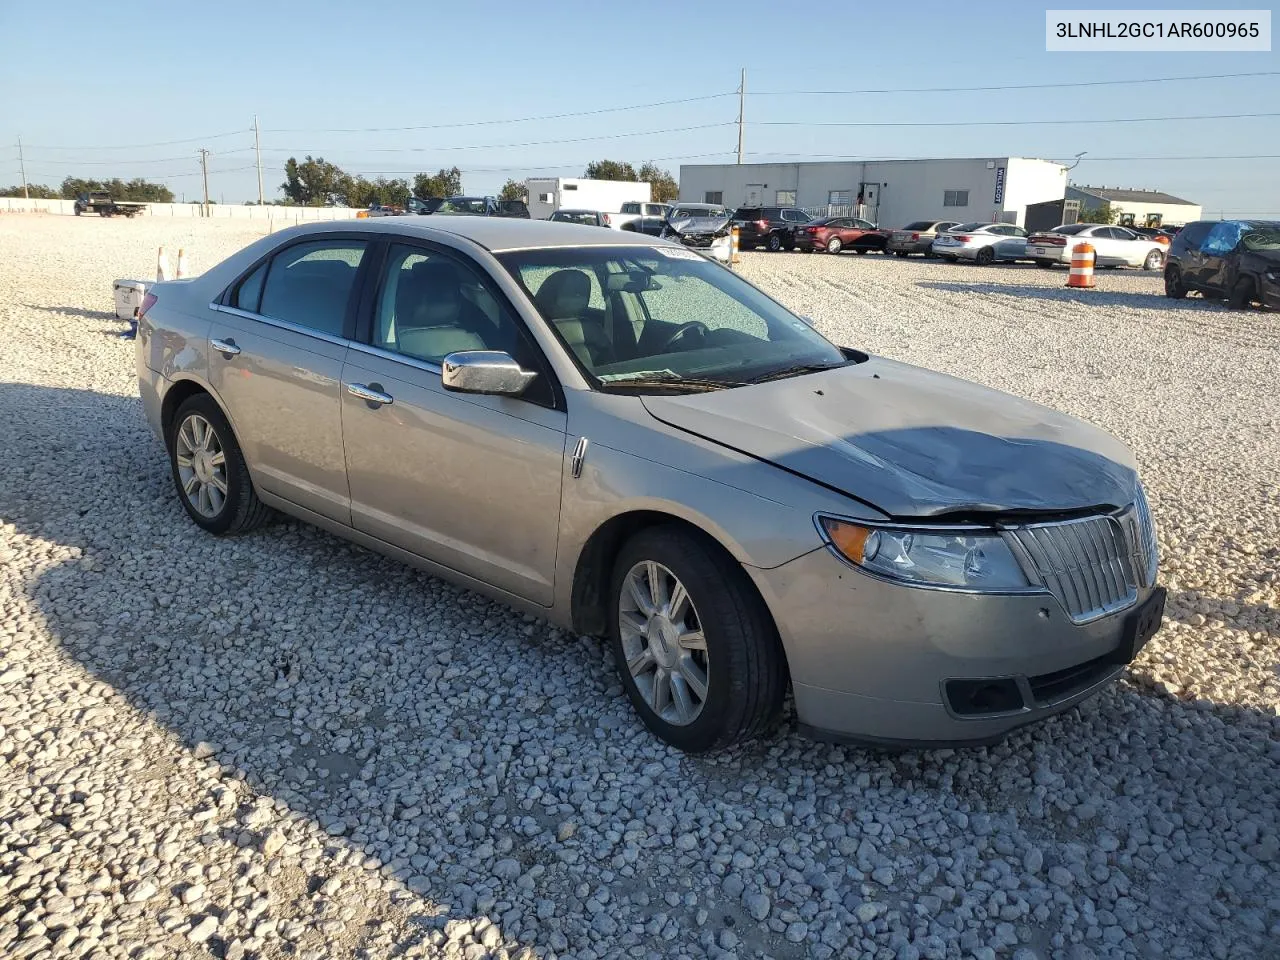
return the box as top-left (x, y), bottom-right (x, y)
top-left (678, 157), bottom-right (1067, 228)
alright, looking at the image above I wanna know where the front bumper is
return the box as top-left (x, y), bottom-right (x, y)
top-left (747, 546), bottom-right (1160, 746)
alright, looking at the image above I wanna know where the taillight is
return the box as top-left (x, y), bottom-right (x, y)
top-left (139, 292), bottom-right (158, 318)
top-left (955, 235), bottom-right (972, 242)
top-left (806, 226), bottom-right (820, 234)
top-left (755, 220), bottom-right (768, 231)
top-left (911, 232), bottom-right (920, 240)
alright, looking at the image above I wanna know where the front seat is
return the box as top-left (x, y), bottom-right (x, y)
top-left (533, 269), bottom-right (610, 366)
top-left (394, 259), bottom-right (488, 361)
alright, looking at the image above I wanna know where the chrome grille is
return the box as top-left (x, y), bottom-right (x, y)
top-left (1006, 501), bottom-right (1155, 624)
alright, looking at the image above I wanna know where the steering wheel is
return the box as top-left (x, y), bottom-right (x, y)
top-left (658, 321), bottom-right (709, 351)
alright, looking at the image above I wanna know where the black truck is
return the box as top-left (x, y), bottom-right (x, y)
top-left (74, 192), bottom-right (148, 218)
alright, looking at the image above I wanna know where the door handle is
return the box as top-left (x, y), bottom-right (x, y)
top-left (211, 338), bottom-right (241, 357)
top-left (346, 382), bottom-right (394, 406)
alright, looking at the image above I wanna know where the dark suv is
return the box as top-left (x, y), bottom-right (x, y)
top-left (431, 196), bottom-right (530, 218)
top-left (730, 206), bottom-right (813, 251)
top-left (1165, 220), bottom-right (1280, 309)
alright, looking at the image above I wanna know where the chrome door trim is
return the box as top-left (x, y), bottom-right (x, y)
top-left (210, 303), bottom-right (351, 348)
top-left (346, 382), bottom-right (394, 406)
top-left (210, 338), bottom-right (242, 356)
top-left (347, 340), bottom-right (442, 374)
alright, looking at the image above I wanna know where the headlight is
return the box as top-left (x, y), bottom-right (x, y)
top-left (818, 517), bottom-right (1034, 591)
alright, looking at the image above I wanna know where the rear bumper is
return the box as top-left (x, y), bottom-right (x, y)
top-left (747, 546), bottom-right (1159, 746)
top-left (1026, 245), bottom-right (1071, 263)
top-left (887, 238), bottom-right (934, 254)
top-left (931, 243), bottom-right (976, 259)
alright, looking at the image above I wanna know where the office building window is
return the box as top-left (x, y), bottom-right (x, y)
top-left (776, 190), bottom-right (796, 206)
top-left (943, 190), bottom-right (969, 207)
top-left (704, 191), bottom-right (723, 204)
top-left (828, 190), bottom-right (851, 205)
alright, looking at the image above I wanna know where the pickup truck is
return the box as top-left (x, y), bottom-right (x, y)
top-left (611, 201), bottom-right (672, 231)
top-left (74, 192), bottom-right (148, 218)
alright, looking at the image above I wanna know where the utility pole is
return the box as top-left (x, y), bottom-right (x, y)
top-left (736, 69), bottom-right (746, 165)
top-left (17, 136), bottom-right (28, 199)
top-left (198, 148), bottom-right (211, 217)
top-left (253, 114), bottom-right (264, 205)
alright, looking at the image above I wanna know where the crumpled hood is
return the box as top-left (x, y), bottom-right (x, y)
top-left (640, 356), bottom-right (1138, 519)
top-left (667, 216), bottom-right (730, 236)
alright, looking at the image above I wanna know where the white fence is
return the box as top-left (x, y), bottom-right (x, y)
top-left (0, 197), bottom-right (362, 223)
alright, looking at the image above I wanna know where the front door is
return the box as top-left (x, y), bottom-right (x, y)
top-left (209, 237), bottom-right (369, 524)
top-left (340, 242), bottom-right (567, 605)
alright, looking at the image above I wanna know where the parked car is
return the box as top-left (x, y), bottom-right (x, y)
top-left (73, 191), bottom-right (147, 218)
top-left (431, 196), bottom-right (530, 218)
top-left (932, 223), bottom-right (1029, 264)
top-left (137, 217), bottom-right (1163, 752)
top-left (661, 207), bottom-right (733, 264)
top-left (550, 209), bottom-right (613, 227)
top-left (612, 201), bottom-right (673, 231)
top-left (793, 216), bottom-right (888, 255)
top-left (887, 220), bottom-right (962, 257)
top-left (1164, 219), bottom-right (1280, 309)
top-left (1026, 224), bottom-right (1167, 271)
top-left (362, 202), bottom-right (405, 218)
top-left (621, 204), bottom-right (727, 238)
top-left (730, 206), bottom-right (813, 252)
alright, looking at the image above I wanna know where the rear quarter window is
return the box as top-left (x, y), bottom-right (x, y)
top-left (257, 240), bottom-right (367, 337)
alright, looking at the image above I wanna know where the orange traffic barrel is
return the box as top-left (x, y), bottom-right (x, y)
top-left (730, 225), bottom-right (741, 265)
top-left (1067, 242), bottom-right (1095, 289)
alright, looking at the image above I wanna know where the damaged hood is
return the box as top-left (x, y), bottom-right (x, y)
top-left (640, 356), bottom-right (1138, 519)
top-left (665, 216), bottom-right (731, 236)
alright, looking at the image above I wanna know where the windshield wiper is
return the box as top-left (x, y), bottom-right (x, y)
top-left (747, 361), bottom-right (847, 384)
top-left (597, 370), bottom-right (746, 392)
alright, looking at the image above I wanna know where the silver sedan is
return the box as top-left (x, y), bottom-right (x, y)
top-left (136, 218), bottom-right (1163, 752)
top-left (932, 222), bottom-right (1030, 265)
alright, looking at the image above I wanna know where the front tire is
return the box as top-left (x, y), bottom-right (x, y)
top-left (609, 526), bottom-right (786, 753)
top-left (1229, 277), bottom-right (1256, 310)
top-left (168, 394), bottom-right (271, 535)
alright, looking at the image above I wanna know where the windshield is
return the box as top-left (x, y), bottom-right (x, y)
top-left (435, 197), bottom-right (489, 215)
top-left (497, 246), bottom-right (848, 388)
top-left (1241, 225), bottom-right (1280, 251)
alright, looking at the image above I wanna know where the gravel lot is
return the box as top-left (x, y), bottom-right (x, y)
top-left (1, 215), bottom-right (1277, 960)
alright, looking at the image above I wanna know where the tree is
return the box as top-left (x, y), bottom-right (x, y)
top-left (346, 176), bottom-right (411, 208)
top-left (280, 156), bottom-right (350, 206)
top-left (0, 184), bottom-right (58, 199)
top-left (498, 178), bottom-right (526, 202)
top-left (413, 167), bottom-right (463, 199)
top-left (58, 176), bottom-right (173, 202)
top-left (583, 159), bottom-right (638, 182)
top-left (637, 162), bottom-right (678, 202)
top-left (1077, 202), bottom-right (1116, 224)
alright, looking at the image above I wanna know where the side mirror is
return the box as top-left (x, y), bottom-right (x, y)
top-left (441, 350), bottom-right (537, 396)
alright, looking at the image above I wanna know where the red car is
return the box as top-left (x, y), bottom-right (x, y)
top-left (792, 216), bottom-right (888, 254)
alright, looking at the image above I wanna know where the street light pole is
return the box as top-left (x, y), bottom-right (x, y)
top-left (198, 148), bottom-right (211, 217)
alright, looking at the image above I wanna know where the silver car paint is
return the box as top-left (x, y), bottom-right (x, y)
top-left (138, 217), bottom-right (1154, 744)
top-left (640, 356), bottom-right (1138, 518)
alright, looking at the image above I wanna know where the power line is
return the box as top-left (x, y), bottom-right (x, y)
top-left (732, 152), bottom-right (1280, 163)
top-left (755, 111), bottom-right (1280, 129)
top-left (23, 148), bottom-right (255, 166)
top-left (17, 130), bottom-right (248, 150)
top-left (751, 70), bottom-right (1280, 97)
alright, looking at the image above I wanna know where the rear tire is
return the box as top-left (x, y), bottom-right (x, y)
top-left (1143, 249), bottom-right (1164, 271)
top-left (942, 255), bottom-right (958, 262)
top-left (1229, 277), bottom-right (1256, 310)
top-left (168, 394), bottom-right (272, 535)
top-left (766, 233), bottom-right (782, 252)
top-left (826, 237), bottom-right (843, 254)
top-left (975, 247), bottom-right (995, 266)
top-left (609, 526), bottom-right (786, 753)
top-left (1035, 259), bottom-right (1056, 269)
top-left (1164, 267), bottom-right (1188, 299)
top-left (894, 251), bottom-right (909, 258)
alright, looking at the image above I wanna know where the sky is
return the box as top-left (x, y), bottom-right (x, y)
top-left (2, 0), bottom-right (1277, 216)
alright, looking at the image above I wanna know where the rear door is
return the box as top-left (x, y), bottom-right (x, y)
top-left (339, 240), bottom-right (568, 604)
top-left (209, 237), bottom-right (369, 524)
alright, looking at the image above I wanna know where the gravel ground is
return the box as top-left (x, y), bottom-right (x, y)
top-left (1, 216), bottom-right (1278, 960)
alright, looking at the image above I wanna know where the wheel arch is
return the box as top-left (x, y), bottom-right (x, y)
top-left (569, 509), bottom-right (782, 646)
top-left (160, 377), bottom-right (236, 448)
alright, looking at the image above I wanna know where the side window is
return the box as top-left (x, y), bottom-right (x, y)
top-left (1010, 226), bottom-right (1028, 238)
top-left (1177, 222), bottom-right (1211, 248)
top-left (852, 218), bottom-right (874, 229)
top-left (258, 240), bottom-right (366, 337)
top-left (1201, 222), bottom-right (1243, 256)
top-left (373, 244), bottom-right (532, 366)
top-left (232, 261), bottom-right (268, 313)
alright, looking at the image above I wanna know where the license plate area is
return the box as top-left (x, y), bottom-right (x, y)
top-left (1111, 587), bottom-right (1166, 664)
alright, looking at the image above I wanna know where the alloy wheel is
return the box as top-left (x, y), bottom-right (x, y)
top-left (618, 560), bottom-right (709, 726)
top-left (175, 414), bottom-right (228, 518)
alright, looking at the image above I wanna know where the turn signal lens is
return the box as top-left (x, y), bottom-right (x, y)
top-left (820, 518), bottom-right (874, 563)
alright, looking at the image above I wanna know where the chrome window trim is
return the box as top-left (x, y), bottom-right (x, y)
top-left (209, 303), bottom-right (351, 347)
top-left (346, 340), bottom-right (443, 374)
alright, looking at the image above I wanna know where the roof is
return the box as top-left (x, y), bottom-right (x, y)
top-left (1070, 185), bottom-right (1197, 205)
top-left (286, 215), bottom-right (668, 252)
